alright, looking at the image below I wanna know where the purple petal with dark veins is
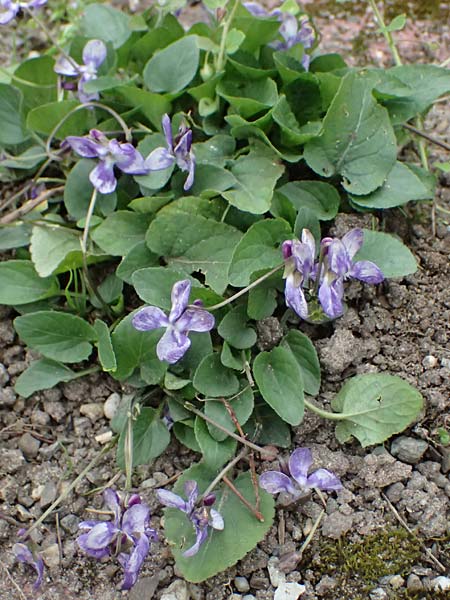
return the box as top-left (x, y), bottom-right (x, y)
top-left (120, 534), bottom-right (150, 590)
top-left (78, 75), bottom-right (99, 104)
top-left (103, 488), bottom-right (121, 525)
top-left (289, 447), bottom-right (312, 488)
top-left (279, 13), bottom-right (298, 44)
top-left (259, 471), bottom-right (297, 496)
top-left (209, 509), bottom-right (224, 531)
top-left (284, 275), bottom-right (308, 319)
top-left (110, 140), bottom-right (147, 174)
top-left (184, 480), bottom-right (199, 513)
top-left (306, 468), bottom-right (342, 491)
top-left (144, 146), bottom-right (175, 171)
top-left (156, 488), bottom-right (187, 512)
top-left (243, 2), bottom-right (270, 17)
top-left (82, 39), bottom-right (107, 69)
top-left (182, 153), bottom-right (195, 191)
top-left (64, 135), bottom-right (104, 158)
top-left (174, 128), bottom-right (192, 160)
top-left (27, 0), bottom-right (47, 7)
top-left (127, 494), bottom-right (142, 508)
top-left (78, 521), bottom-right (117, 551)
top-left (132, 306), bottom-right (168, 332)
top-left (76, 534), bottom-right (111, 559)
top-left (54, 56), bottom-right (79, 77)
top-left (122, 504), bottom-right (150, 536)
top-left (0, 1), bottom-right (18, 25)
top-left (176, 307), bottom-right (215, 334)
top-left (318, 275), bottom-right (344, 319)
top-left (282, 240), bottom-right (293, 260)
top-left (327, 239), bottom-right (351, 277)
top-left (89, 160), bottom-right (117, 194)
top-left (183, 525), bottom-right (208, 557)
top-left (169, 279), bottom-right (191, 322)
top-left (342, 228), bottom-right (363, 259)
top-left (161, 113), bottom-right (173, 149)
top-left (157, 328), bottom-right (191, 363)
top-left (13, 543), bottom-right (44, 589)
top-left (350, 260), bottom-right (384, 284)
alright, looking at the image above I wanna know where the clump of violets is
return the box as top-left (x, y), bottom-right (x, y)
top-left (282, 228), bottom-right (384, 321)
top-left (156, 480), bottom-right (224, 557)
top-left (132, 279), bottom-right (215, 364)
top-left (64, 129), bottom-right (147, 194)
top-left (243, 2), bottom-right (314, 68)
top-left (259, 447), bottom-right (342, 504)
top-left (0, 0), bottom-right (46, 25)
top-left (144, 114), bottom-right (196, 191)
top-left (76, 488), bottom-right (157, 590)
top-left (12, 538), bottom-right (44, 589)
top-left (54, 39), bottom-right (107, 103)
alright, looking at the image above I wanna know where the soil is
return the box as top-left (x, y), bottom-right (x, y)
top-left (1, 2), bottom-right (449, 599)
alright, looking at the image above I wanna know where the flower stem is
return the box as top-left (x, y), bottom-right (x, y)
top-left (216, 0), bottom-right (240, 73)
top-left (367, 0), bottom-right (402, 66)
top-left (223, 475), bottom-right (265, 522)
top-left (201, 448), bottom-right (248, 500)
top-left (202, 264), bottom-right (284, 312)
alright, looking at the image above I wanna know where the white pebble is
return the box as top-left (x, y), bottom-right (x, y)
top-left (103, 392), bottom-right (121, 420)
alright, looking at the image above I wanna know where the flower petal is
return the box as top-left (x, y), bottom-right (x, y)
top-left (169, 279), bottom-right (191, 322)
top-left (110, 140), bottom-right (147, 174)
top-left (289, 447), bottom-right (312, 488)
top-left (0, 2), bottom-right (18, 25)
top-left (183, 525), bottom-right (208, 557)
top-left (79, 521), bottom-right (117, 551)
top-left (306, 468), bottom-right (342, 491)
top-left (182, 152), bottom-right (196, 191)
top-left (209, 509), bottom-right (224, 531)
top-left (184, 480), bottom-right (199, 513)
top-left (77, 75), bottom-right (99, 103)
top-left (156, 489), bottom-right (187, 512)
top-left (103, 488), bottom-right (121, 525)
top-left (82, 39), bottom-right (107, 69)
top-left (176, 307), bottom-right (215, 334)
top-left (157, 328), bottom-right (191, 364)
top-left (284, 276), bottom-right (308, 319)
top-left (318, 275), bottom-right (344, 319)
top-left (122, 504), bottom-right (150, 536)
top-left (89, 160), bottom-right (117, 194)
top-left (144, 146), bottom-right (175, 171)
top-left (342, 228), bottom-right (363, 259)
top-left (120, 535), bottom-right (150, 590)
top-left (132, 306), bottom-right (168, 332)
top-left (350, 260), bottom-right (384, 284)
top-left (259, 471), bottom-right (297, 495)
top-left (13, 543), bottom-right (44, 589)
top-left (282, 240), bottom-right (293, 260)
top-left (243, 2), bottom-right (270, 18)
top-left (327, 239), bottom-right (351, 277)
top-left (76, 534), bottom-right (111, 559)
top-left (64, 135), bottom-right (104, 158)
top-left (54, 56), bottom-right (79, 77)
top-left (174, 128), bottom-right (193, 160)
top-left (161, 113), bottom-right (173, 149)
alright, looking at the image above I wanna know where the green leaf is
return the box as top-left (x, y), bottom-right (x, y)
top-left (0, 84), bottom-right (26, 145)
top-left (0, 145), bottom-right (46, 171)
top-left (355, 229), bottom-right (417, 278)
top-left (228, 218), bottom-right (291, 287)
top-left (190, 164), bottom-right (236, 197)
top-left (226, 28), bottom-right (245, 54)
top-left (117, 87), bottom-right (171, 130)
top-left (218, 305), bottom-right (257, 349)
top-left (14, 359), bottom-right (76, 398)
top-left (194, 418), bottom-right (237, 469)
top-left (281, 330), bottom-right (321, 396)
top-left (293, 207), bottom-right (321, 243)
top-left (30, 225), bottom-right (82, 277)
top-left (94, 319), bottom-right (117, 372)
top-left (116, 242), bottom-right (159, 284)
top-left (217, 78), bottom-right (278, 119)
top-left (91, 211), bottom-right (151, 256)
top-left (14, 56), bottom-right (57, 111)
top-left (204, 385), bottom-right (254, 442)
top-left (27, 100), bottom-right (95, 138)
top-left (382, 13), bottom-right (406, 32)
top-left (247, 283), bottom-right (278, 320)
top-left (146, 211), bottom-right (242, 294)
top-left (243, 404), bottom-right (291, 448)
top-left (304, 71), bottom-right (397, 195)
top-left (332, 374), bottom-right (424, 447)
top-left (0, 224), bottom-right (30, 250)
top-left (220, 341), bottom-right (243, 371)
top-left (164, 465), bottom-right (274, 582)
top-left (14, 311), bottom-right (97, 363)
top-left (193, 353), bottom-right (239, 398)
top-left (144, 36), bottom-right (199, 94)
top-left (0, 260), bottom-right (59, 305)
top-left (253, 347), bottom-right (304, 425)
top-left (64, 159), bottom-right (117, 219)
top-left (80, 4), bottom-right (130, 48)
top-left (278, 181), bottom-right (340, 220)
top-left (194, 135), bottom-right (236, 167)
top-left (272, 96), bottom-right (321, 146)
top-left (117, 407), bottom-right (170, 468)
top-left (132, 267), bottom-right (202, 310)
top-left (173, 422), bottom-right (201, 452)
top-left (349, 162), bottom-right (435, 209)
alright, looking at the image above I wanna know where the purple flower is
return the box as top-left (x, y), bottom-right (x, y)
top-left (55, 39), bottom-right (107, 103)
top-left (318, 229), bottom-right (384, 319)
top-left (77, 488), bottom-right (157, 590)
top-left (12, 542), bottom-right (44, 589)
top-left (64, 129), bottom-right (148, 194)
top-left (157, 480), bottom-right (224, 557)
top-left (132, 279), bottom-right (215, 364)
top-left (144, 114), bottom-right (196, 191)
top-left (0, 0), bottom-right (46, 25)
top-left (259, 447), bottom-right (342, 503)
top-left (282, 229), bottom-right (316, 320)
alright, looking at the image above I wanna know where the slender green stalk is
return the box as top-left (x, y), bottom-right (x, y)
top-left (201, 448), bottom-right (248, 499)
top-left (216, 0), bottom-right (240, 72)
top-left (303, 398), bottom-right (347, 420)
top-left (367, 0), bottom-right (402, 66)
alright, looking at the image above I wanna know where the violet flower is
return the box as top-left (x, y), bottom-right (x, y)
top-left (282, 229), bottom-right (316, 320)
top-left (144, 114), bottom-right (196, 191)
top-left (54, 39), bottom-right (107, 104)
top-left (259, 447), bottom-right (342, 503)
top-left (156, 480), bottom-right (224, 557)
top-left (0, 0), bottom-right (46, 25)
top-left (12, 542), bottom-right (44, 589)
top-left (318, 229), bottom-right (384, 319)
top-left (64, 129), bottom-right (148, 194)
top-left (77, 488), bottom-right (157, 590)
top-left (132, 279), bottom-right (215, 364)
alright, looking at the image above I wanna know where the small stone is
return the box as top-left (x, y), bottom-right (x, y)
top-left (242, 596), bottom-right (256, 600)
top-left (60, 514), bottom-right (79, 534)
top-left (80, 402), bottom-right (103, 422)
top-left (388, 575), bottom-right (404, 589)
top-left (422, 355), bottom-right (438, 369)
top-left (160, 579), bottom-right (190, 600)
top-left (432, 576), bottom-right (450, 591)
top-left (0, 386), bottom-right (16, 407)
top-left (188, 584), bottom-right (204, 600)
top-left (40, 481), bottom-right (57, 508)
top-left (73, 417), bottom-right (91, 436)
top-left (390, 436), bottom-right (428, 465)
top-left (31, 410), bottom-right (50, 427)
top-left (249, 574), bottom-right (268, 590)
top-left (441, 357), bottom-right (450, 369)
top-left (43, 400), bottom-right (66, 422)
top-left (18, 433), bottom-right (41, 459)
top-left (0, 476), bottom-right (18, 503)
top-left (0, 448), bottom-right (24, 473)
top-left (0, 363), bottom-right (10, 386)
top-left (321, 512), bottom-right (353, 539)
top-left (16, 504), bottom-right (33, 521)
top-left (369, 588), bottom-right (387, 600)
top-left (268, 557), bottom-right (285, 587)
top-left (41, 543), bottom-right (60, 568)
top-left (316, 575), bottom-right (337, 596)
top-left (228, 595), bottom-right (242, 600)
top-left (234, 577), bottom-right (250, 593)
top-left (406, 574), bottom-right (423, 593)
top-left (103, 392), bottom-right (121, 420)
top-left (274, 582), bottom-right (305, 600)
top-left (129, 576), bottom-right (159, 600)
